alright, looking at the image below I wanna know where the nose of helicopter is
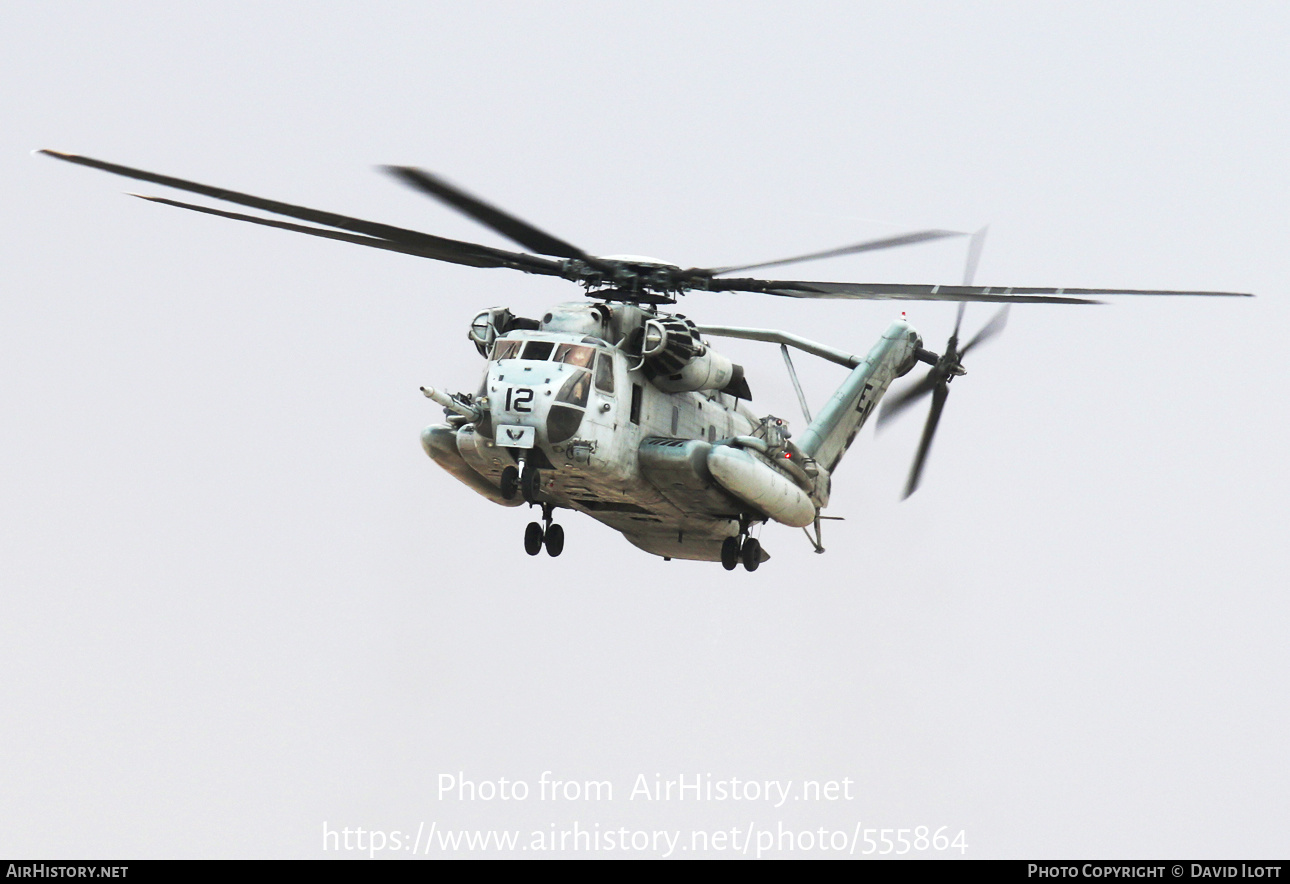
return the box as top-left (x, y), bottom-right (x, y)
top-left (479, 358), bottom-right (565, 443)
top-left (485, 360), bottom-right (588, 449)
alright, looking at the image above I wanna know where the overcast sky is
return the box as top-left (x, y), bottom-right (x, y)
top-left (2, 1), bottom-right (1287, 859)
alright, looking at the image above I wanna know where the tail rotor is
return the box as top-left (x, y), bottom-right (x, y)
top-left (877, 228), bottom-right (1008, 497)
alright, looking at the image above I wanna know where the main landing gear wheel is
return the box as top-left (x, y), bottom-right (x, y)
top-left (721, 536), bottom-right (741, 571)
top-left (524, 505), bottom-right (565, 557)
top-left (499, 465), bottom-right (519, 501)
top-left (524, 521), bottom-right (544, 556)
top-left (544, 523), bottom-right (564, 557)
top-left (741, 537), bottom-right (761, 572)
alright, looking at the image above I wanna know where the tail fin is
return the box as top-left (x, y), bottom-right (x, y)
top-left (798, 320), bottom-right (921, 473)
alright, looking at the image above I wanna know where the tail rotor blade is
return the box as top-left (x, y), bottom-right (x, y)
top-left (946, 227), bottom-right (987, 352)
top-left (963, 226), bottom-right (988, 286)
top-left (960, 304), bottom-right (1010, 358)
top-left (951, 300), bottom-right (966, 346)
top-left (903, 382), bottom-right (949, 498)
top-left (877, 369), bottom-right (939, 429)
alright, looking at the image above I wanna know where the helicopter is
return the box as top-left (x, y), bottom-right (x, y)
top-left (39, 150), bottom-right (1251, 571)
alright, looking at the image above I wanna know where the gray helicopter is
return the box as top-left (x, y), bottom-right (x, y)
top-left (40, 151), bottom-right (1251, 570)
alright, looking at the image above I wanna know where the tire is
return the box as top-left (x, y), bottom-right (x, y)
top-left (524, 521), bottom-right (544, 556)
top-left (741, 537), bottom-right (761, 572)
top-left (521, 468), bottom-right (541, 503)
top-left (499, 466), bottom-right (518, 500)
top-left (721, 536), bottom-right (741, 571)
top-left (544, 523), bottom-right (565, 557)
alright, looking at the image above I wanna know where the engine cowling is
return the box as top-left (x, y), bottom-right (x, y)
top-left (641, 316), bottom-right (700, 372)
top-left (637, 315), bottom-right (746, 395)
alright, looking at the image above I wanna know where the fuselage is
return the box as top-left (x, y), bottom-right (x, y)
top-left (421, 301), bottom-right (922, 562)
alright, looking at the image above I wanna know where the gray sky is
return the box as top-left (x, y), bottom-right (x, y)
top-left (2, 1), bottom-right (1286, 859)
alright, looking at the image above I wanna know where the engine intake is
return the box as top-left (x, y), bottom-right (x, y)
top-left (630, 313), bottom-right (750, 397)
top-left (641, 316), bottom-right (701, 373)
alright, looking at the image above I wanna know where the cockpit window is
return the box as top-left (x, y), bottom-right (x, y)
top-left (555, 369), bottom-right (590, 408)
top-left (553, 343), bottom-right (595, 368)
top-left (491, 340), bottom-right (521, 360)
top-left (595, 352), bottom-right (615, 393)
top-left (520, 341), bottom-right (555, 361)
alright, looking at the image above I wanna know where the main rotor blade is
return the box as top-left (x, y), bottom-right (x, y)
top-left (706, 278), bottom-right (1253, 304)
top-left (959, 304), bottom-right (1010, 358)
top-left (709, 277), bottom-right (1100, 304)
top-left (40, 150), bottom-right (564, 276)
top-left (876, 370), bottom-right (939, 429)
top-left (131, 194), bottom-right (566, 273)
top-left (701, 230), bottom-right (963, 276)
top-left (904, 383), bottom-right (949, 498)
top-left (383, 166), bottom-right (589, 260)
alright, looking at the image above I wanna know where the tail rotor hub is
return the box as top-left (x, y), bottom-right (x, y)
top-left (876, 302), bottom-right (1010, 497)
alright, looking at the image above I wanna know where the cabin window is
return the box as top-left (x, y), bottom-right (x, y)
top-left (594, 352), bottom-right (615, 393)
top-left (553, 343), bottom-right (595, 368)
top-left (629, 384), bottom-right (642, 425)
top-left (670, 405), bottom-right (680, 435)
top-left (520, 341), bottom-right (555, 361)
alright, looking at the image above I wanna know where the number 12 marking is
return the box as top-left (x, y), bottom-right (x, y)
top-left (506, 387), bottom-right (534, 413)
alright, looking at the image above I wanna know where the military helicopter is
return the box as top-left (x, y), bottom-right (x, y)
top-left (40, 151), bottom-right (1251, 571)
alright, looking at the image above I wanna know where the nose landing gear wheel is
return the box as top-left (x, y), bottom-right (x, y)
top-left (499, 466), bottom-right (519, 501)
top-left (544, 523), bottom-right (564, 557)
top-left (520, 467), bottom-right (541, 504)
top-left (524, 521), bottom-right (544, 556)
top-left (741, 537), bottom-right (762, 572)
top-left (721, 536), bottom-right (741, 571)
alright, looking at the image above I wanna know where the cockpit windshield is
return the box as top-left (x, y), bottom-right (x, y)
top-left (553, 343), bottom-right (595, 368)
top-left (493, 339), bottom-right (599, 366)
top-left (520, 341), bottom-right (555, 361)
top-left (494, 339), bottom-right (598, 365)
top-left (491, 340), bottom-right (521, 360)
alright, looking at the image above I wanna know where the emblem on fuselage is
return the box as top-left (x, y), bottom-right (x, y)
top-left (496, 424), bottom-right (536, 449)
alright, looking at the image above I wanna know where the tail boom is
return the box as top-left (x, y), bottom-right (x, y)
top-left (798, 320), bottom-right (922, 473)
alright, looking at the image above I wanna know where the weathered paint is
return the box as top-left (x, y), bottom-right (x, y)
top-left (706, 445), bottom-right (816, 528)
top-left (798, 320), bottom-right (921, 473)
